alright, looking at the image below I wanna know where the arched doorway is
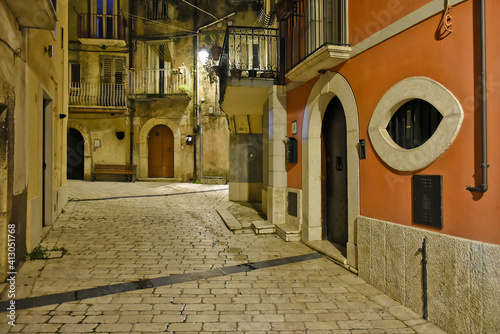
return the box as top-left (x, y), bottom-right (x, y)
top-left (302, 72), bottom-right (359, 268)
top-left (321, 97), bottom-right (348, 252)
top-left (148, 125), bottom-right (174, 178)
top-left (67, 128), bottom-right (85, 180)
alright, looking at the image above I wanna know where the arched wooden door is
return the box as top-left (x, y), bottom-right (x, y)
top-left (148, 125), bottom-right (174, 178)
top-left (321, 96), bottom-right (348, 249)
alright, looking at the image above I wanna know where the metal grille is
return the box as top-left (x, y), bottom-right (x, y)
top-left (77, 12), bottom-right (126, 40)
top-left (282, 0), bottom-right (348, 72)
top-left (219, 26), bottom-right (280, 104)
top-left (386, 99), bottom-right (443, 149)
top-left (146, 0), bottom-right (168, 20)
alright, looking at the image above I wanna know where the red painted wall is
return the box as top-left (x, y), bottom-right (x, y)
top-left (287, 0), bottom-right (500, 244)
top-left (349, 0), bottom-right (433, 44)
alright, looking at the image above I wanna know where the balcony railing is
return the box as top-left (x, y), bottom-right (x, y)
top-left (128, 67), bottom-right (191, 96)
top-left (77, 12), bottom-right (126, 41)
top-left (283, 0), bottom-right (348, 72)
top-left (219, 26), bottom-right (280, 104)
top-left (69, 83), bottom-right (127, 107)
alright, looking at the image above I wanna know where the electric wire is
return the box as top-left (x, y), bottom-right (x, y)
top-left (180, 0), bottom-right (219, 21)
top-left (0, 37), bottom-right (26, 62)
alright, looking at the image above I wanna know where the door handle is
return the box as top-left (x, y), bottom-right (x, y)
top-left (336, 156), bottom-right (343, 171)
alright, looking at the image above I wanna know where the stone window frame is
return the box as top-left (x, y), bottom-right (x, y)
top-left (368, 77), bottom-right (464, 172)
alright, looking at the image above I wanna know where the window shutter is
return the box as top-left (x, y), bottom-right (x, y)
top-left (114, 57), bottom-right (124, 84)
top-left (101, 57), bottom-right (113, 83)
top-left (101, 57), bottom-right (125, 84)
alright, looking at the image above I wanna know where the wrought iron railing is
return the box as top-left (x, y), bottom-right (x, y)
top-left (128, 67), bottom-right (191, 95)
top-left (77, 12), bottom-right (126, 40)
top-left (282, 0), bottom-right (348, 72)
top-left (69, 83), bottom-right (127, 107)
top-left (219, 26), bottom-right (280, 104)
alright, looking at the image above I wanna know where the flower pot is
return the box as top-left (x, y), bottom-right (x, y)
top-left (212, 46), bottom-right (222, 61)
top-left (260, 72), bottom-right (275, 78)
top-left (230, 69), bottom-right (242, 77)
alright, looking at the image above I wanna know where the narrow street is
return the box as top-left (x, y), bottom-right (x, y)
top-left (1, 181), bottom-right (445, 333)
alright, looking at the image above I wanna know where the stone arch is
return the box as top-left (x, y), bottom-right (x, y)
top-left (302, 71), bottom-right (360, 268)
top-left (67, 120), bottom-right (92, 180)
top-left (139, 118), bottom-right (182, 179)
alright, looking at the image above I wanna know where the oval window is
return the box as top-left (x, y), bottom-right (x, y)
top-left (368, 77), bottom-right (464, 171)
top-left (386, 99), bottom-right (443, 149)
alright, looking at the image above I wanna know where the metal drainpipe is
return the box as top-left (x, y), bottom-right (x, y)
top-left (128, 0), bottom-right (137, 166)
top-left (418, 238), bottom-right (428, 320)
top-left (196, 29), bottom-right (204, 180)
top-left (193, 2), bottom-right (199, 181)
top-left (467, 0), bottom-right (489, 193)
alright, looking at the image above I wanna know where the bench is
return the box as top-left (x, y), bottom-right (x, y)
top-left (92, 164), bottom-right (137, 182)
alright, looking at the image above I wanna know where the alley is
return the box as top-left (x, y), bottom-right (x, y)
top-left (1, 181), bottom-right (445, 334)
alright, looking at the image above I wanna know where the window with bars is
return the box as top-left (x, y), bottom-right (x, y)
top-left (100, 56), bottom-right (125, 84)
top-left (386, 99), bottom-right (443, 149)
top-left (146, 0), bottom-right (169, 20)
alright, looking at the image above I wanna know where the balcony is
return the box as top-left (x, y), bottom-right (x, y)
top-left (77, 12), bottom-right (127, 47)
top-left (219, 26), bottom-right (280, 107)
top-left (282, 0), bottom-right (351, 82)
top-left (4, 0), bottom-right (57, 30)
top-left (128, 67), bottom-right (192, 99)
top-left (69, 82), bottom-right (127, 110)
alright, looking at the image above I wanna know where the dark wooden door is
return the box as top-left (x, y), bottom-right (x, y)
top-left (148, 125), bottom-right (174, 178)
top-left (321, 97), bottom-right (348, 248)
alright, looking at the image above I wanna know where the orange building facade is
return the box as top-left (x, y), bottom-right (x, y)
top-left (238, 0), bottom-right (500, 332)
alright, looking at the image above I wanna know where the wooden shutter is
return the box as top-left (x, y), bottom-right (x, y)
top-left (101, 57), bottom-right (124, 84)
top-left (114, 57), bottom-right (124, 84)
top-left (101, 57), bottom-right (113, 83)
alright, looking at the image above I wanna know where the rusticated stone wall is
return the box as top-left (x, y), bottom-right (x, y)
top-left (358, 216), bottom-right (500, 334)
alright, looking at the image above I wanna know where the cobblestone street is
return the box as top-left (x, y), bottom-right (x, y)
top-left (0, 181), bottom-right (446, 333)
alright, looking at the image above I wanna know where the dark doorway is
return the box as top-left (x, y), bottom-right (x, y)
top-left (67, 128), bottom-right (85, 180)
top-left (321, 96), bottom-right (348, 250)
top-left (43, 98), bottom-right (53, 227)
top-left (148, 125), bottom-right (174, 178)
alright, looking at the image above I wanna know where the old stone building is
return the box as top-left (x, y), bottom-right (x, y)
top-left (0, 0), bottom-right (68, 280)
top-left (66, 0), bottom-right (263, 183)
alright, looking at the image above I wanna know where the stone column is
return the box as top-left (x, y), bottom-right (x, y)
top-left (266, 86), bottom-right (287, 225)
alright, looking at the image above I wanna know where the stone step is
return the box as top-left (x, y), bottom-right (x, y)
top-left (201, 176), bottom-right (227, 185)
top-left (217, 209), bottom-right (242, 231)
top-left (275, 224), bottom-right (301, 242)
top-left (251, 220), bottom-right (275, 235)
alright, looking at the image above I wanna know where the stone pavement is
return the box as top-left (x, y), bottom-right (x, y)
top-left (0, 181), bottom-right (446, 333)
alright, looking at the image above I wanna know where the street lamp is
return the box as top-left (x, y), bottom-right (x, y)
top-left (198, 45), bottom-right (209, 65)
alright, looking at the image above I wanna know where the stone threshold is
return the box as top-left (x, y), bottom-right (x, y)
top-left (306, 240), bottom-right (358, 274)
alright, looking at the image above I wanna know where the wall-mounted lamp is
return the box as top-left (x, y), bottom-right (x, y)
top-left (116, 131), bottom-right (125, 140)
top-left (292, 121), bottom-right (297, 135)
top-left (185, 135), bottom-right (194, 145)
top-left (286, 137), bottom-right (298, 164)
top-left (45, 45), bottom-right (53, 58)
top-left (59, 114), bottom-right (67, 119)
top-left (198, 45), bottom-right (209, 65)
